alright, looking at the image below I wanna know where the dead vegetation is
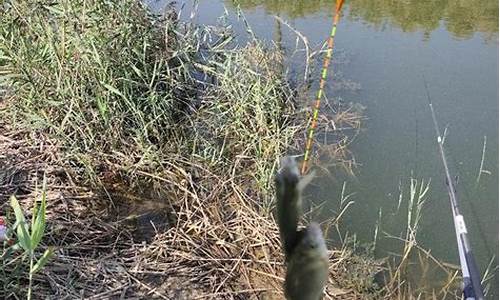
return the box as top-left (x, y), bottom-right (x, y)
top-left (0, 1), bottom-right (377, 299)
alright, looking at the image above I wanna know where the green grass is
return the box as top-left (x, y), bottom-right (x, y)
top-left (1, 0), bottom-right (193, 150)
top-left (2, 179), bottom-right (52, 300)
top-left (0, 0), bottom-right (298, 202)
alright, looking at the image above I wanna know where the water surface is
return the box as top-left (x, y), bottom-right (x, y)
top-left (146, 0), bottom-right (499, 296)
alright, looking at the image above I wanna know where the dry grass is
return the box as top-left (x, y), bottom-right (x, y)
top-left (0, 1), bottom-right (376, 299)
top-left (0, 121), bottom-right (379, 299)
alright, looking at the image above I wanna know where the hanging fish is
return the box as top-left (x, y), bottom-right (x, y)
top-left (275, 156), bottom-right (314, 260)
top-left (285, 222), bottom-right (329, 300)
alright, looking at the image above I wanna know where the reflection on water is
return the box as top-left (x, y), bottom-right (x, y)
top-left (228, 0), bottom-right (498, 41)
top-left (347, 0), bottom-right (498, 41)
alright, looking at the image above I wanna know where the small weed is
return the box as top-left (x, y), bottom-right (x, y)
top-left (2, 178), bottom-right (53, 300)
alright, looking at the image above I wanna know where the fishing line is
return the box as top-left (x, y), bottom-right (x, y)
top-left (423, 76), bottom-right (485, 299)
top-left (422, 78), bottom-right (493, 261)
top-left (420, 44), bottom-right (494, 275)
top-left (448, 148), bottom-right (494, 260)
top-left (301, 0), bottom-right (345, 175)
top-left (449, 160), bottom-right (497, 299)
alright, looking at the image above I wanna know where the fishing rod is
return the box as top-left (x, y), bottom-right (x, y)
top-left (424, 79), bottom-right (485, 300)
top-left (301, 0), bottom-right (345, 175)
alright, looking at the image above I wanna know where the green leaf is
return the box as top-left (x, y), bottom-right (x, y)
top-left (102, 82), bottom-right (126, 100)
top-left (96, 97), bottom-right (108, 121)
top-left (10, 195), bottom-right (25, 225)
top-left (130, 64), bottom-right (143, 78)
top-left (31, 247), bottom-right (54, 274)
top-left (31, 192), bottom-right (38, 229)
top-left (31, 179), bottom-right (47, 250)
top-left (10, 195), bottom-right (31, 252)
top-left (43, 5), bottom-right (64, 15)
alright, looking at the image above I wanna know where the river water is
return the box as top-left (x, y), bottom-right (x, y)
top-left (146, 0), bottom-right (498, 297)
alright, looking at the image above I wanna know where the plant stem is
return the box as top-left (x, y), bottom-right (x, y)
top-left (27, 252), bottom-right (33, 300)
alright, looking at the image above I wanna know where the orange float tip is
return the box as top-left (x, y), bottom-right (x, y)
top-left (336, 0), bottom-right (345, 13)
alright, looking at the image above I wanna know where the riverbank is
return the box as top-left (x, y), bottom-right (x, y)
top-left (0, 1), bottom-right (385, 299)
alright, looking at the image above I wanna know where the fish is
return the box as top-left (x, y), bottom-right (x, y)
top-left (275, 156), bottom-right (314, 260)
top-left (285, 222), bottom-right (329, 300)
